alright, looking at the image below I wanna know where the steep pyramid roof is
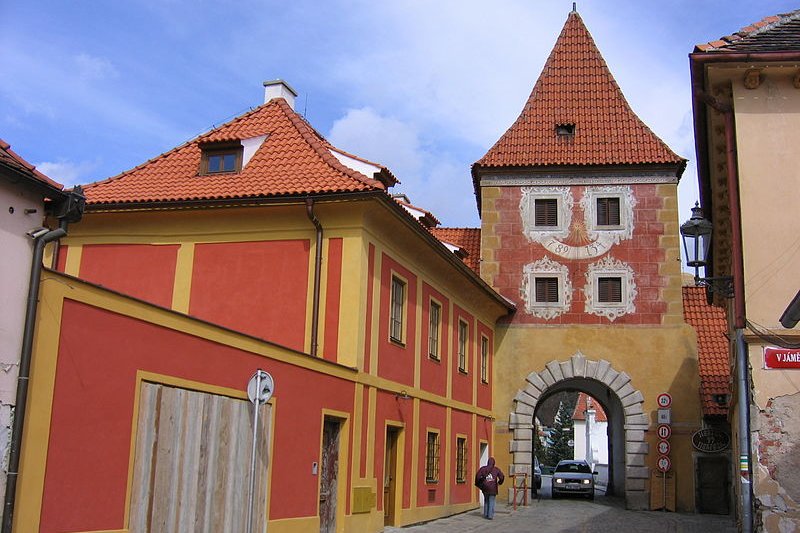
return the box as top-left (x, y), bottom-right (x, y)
top-left (695, 9), bottom-right (800, 53)
top-left (83, 98), bottom-right (396, 206)
top-left (572, 392), bottom-right (607, 422)
top-left (474, 10), bottom-right (684, 170)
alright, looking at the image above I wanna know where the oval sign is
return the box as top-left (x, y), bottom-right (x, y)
top-left (657, 393), bottom-right (672, 408)
top-left (657, 455), bottom-right (671, 472)
top-left (657, 440), bottom-right (670, 455)
top-left (692, 428), bottom-right (730, 453)
top-left (657, 424), bottom-right (672, 440)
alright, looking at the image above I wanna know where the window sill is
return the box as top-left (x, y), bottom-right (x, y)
top-left (428, 355), bottom-right (441, 363)
top-left (458, 369), bottom-right (469, 375)
top-left (389, 337), bottom-right (406, 348)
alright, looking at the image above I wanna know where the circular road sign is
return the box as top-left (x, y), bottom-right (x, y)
top-left (657, 440), bottom-right (671, 455)
top-left (657, 393), bottom-right (672, 408)
top-left (657, 455), bottom-right (672, 472)
top-left (657, 424), bottom-right (672, 440)
top-left (247, 370), bottom-right (274, 405)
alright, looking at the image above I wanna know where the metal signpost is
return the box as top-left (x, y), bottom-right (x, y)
top-left (246, 370), bottom-right (274, 533)
top-left (656, 393), bottom-right (672, 511)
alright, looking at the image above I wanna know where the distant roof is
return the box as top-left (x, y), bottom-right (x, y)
top-left (694, 10), bottom-right (800, 53)
top-left (82, 98), bottom-right (397, 206)
top-left (572, 392), bottom-right (607, 422)
top-left (0, 138), bottom-right (63, 190)
top-left (430, 227), bottom-right (481, 272)
top-left (474, 10), bottom-right (684, 171)
top-left (682, 286), bottom-right (730, 417)
top-left (394, 194), bottom-right (441, 228)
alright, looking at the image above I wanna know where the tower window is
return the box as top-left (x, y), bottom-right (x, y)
top-left (598, 277), bottom-right (623, 303)
top-left (535, 277), bottom-right (560, 303)
top-left (596, 197), bottom-right (621, 226)
top-left (556, 123), bottom-right (575, 136)
top-left (534, 199), bottom-right (558, 227)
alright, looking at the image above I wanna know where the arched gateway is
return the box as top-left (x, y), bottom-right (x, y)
top-left (508, 352), bottom-right (649, 507)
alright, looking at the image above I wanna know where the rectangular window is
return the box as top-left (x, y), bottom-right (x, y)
top-left (456, 437), bottom-right (467, 483)
top-left (535, 277), bottom-right (559, 303)
top-left (425, 432), bottom-right (440, 483)
top-left (480, 336), bottom-right (489, 383)
top-left (534, 198), bottom-right (558, 227)
top-left (598, 277), bottom-right (623, 303)
top-left (199, 142), bottom-right (243, 175)
top-left (596, 197), bottom-right (621, 226)
top-left (458, 320), bottom-right (468, 373)
top-left (390, 276), bottom-right (405, 343)
top-left (428, 301), bottom-right (441, 360)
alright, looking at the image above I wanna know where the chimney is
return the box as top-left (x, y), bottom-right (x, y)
top-left (263, 79), bottom-right (298, 109)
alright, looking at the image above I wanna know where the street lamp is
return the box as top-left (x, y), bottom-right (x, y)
top-left (679, 203), bottom-right (733, 297)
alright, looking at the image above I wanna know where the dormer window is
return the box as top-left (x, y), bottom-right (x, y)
top-left (556, 123), bottom-right (575, 136)
top-left (199, 142), bottom-right (243, 175)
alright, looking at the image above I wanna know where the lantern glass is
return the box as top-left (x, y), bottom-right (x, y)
top-left (680, 203), bottom-right (713, 269)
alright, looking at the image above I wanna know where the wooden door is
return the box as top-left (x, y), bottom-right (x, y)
top-left (697, 456), bottom-right (730, 514)
top-left (383, 427), bottom-right (399, 526)
top-left (129, 382), bottom-right (270, 533)
top-left (319, 418), bottom-right (340, 533)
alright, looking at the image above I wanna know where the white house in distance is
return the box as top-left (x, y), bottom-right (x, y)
top-left (573, 392), bottom-right (609, 486)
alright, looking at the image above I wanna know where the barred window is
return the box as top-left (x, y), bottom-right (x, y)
top-left (425, 432), bottom-right (440, 483)
top-left (598, 277), bottom-right (623, 303)
top-left (480, 336), bottom-right (489, 384)
top-left (390, 276), bottom-right (405, 343)
top-left (535, 277), bottom-right (559, 303)
top-left (534, 198), bottom-right (558, 227)
top-left (428, 301), bottom-right (441, 360)
top-left (456, 437), bottom-right (467, 483)
top-left (596, 197), bottom-right (621, 226)
top-left (458, 320), bottom-right (468, 373)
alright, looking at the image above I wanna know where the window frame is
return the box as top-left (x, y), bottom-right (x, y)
top-left (597, 276), bottom-right (623, 304)
top-left (199, 142), bottom-right (244, 175)
top-left (522, 257), bottom-right (573, 320)
top-left (425, 430), bottom-right (440, 483)
top-left (457, 319), bottom-right (469, 373)
top-left (480, 335), bottom-right (489, 384)
top-left (534, 276), bottom-right (560, 304)
top-left (534, 198), bottom-right (559, 228)
top-left (455, 436), bottom-right (468, 484)
top-left (595, 196), bottom-right (622, 228)
top-left (389, 274), bottom-right (407, 345)
top-left (428, 299), bottom-right (442, 360)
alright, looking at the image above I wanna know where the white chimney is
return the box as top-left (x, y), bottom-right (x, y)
top-left (263, 79), bottom-right (298, 109)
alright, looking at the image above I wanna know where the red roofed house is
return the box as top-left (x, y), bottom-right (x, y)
top-left (690, 8), bottom-right (800, 530)
top-left (476, 8), bottom-right (704, 512)
top-left (9, 81), bottom-right (513, 532)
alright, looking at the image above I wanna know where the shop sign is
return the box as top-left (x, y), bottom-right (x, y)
top-left (691, 428), bottom-right (730, 453)
top-left (764, 347), bottom-right (800, 369)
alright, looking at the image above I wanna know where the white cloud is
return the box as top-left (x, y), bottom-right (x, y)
top-left (35, 159), bottom-right (99, 188)
top-left (74, 53), bottom-right (119, 81)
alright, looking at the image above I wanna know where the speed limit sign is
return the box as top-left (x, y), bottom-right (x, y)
top-left (657, 455), bottom-right (672, 472)
top-left (657, 424), bottom-right (672, 439)
top-left (657, 440), bottom-right (670, 455)
top-left (657, 393), bottom-right (672, 408)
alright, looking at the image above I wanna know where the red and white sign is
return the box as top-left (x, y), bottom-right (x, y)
top-left (657, 440), bottom-right (671, 455)
top-left (657, 393), bottom-right (672, 408)
top-left (764, 347), bottom-right (800, 369)
top-left (657, 455), bottom-right (671, 472)
top-left (657, 424), bottom-right (672, 440)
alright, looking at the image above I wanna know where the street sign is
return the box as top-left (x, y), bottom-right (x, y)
top-left (764, 347), bottom-right (800, 369)
top-left (657, 408), bottom-right (671, 424)
top-left (657, 424), bottom-right (672, 439)
top-left (247, 370), bottom-right (274, 404)
top-left (657, 393), bottom-right (672, 408)
top-left (657, 455), bottom-right (671, 472)
top-left (657, 440), bottom-right (671, 455)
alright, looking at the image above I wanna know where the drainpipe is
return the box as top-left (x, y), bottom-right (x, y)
top-left (2, 227), bottom-right (67, 533)
top-left (697, 90), bottom-right (752, 533)
top-left (305, 199), bottom-right (322, 357)
top-left (50, 218), bottom-right (69, 269)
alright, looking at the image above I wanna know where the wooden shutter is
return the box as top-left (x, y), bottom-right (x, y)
top-left (598, 277), bottom-right (623, 302)
top-left (597, 197), bottom-right (621, 226)
top-left (534, 199), bottom-right (558, 227)
top-left (535, 277), bottom-right (559, 303)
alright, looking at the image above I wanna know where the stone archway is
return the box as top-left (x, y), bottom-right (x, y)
top-left (508, 352), bottom-right (650, 510)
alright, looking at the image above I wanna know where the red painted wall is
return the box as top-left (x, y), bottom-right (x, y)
top-left (55, 244), bottom-right (68, 272)
top-left (419, 283), bottom-right (449, 397)
top-left (190, 240), bottom-right (309, 351)
top-left (451, 305), bottom-right (474, 406)
top-left (377, 254), bottom-right (417, 387)
top-left (79, 244), bottom-right (179, 307)
top-left (450, 409), bottom-right (473, 504)
top-left (416, 401), bottom-right (447, 507)
top-left (39, 299), bottom-right (354, 532)
top-left (373, 390), bottom-right (413, 511)
top-left (323, 238), bottom-right (343, 362)
top-left (491, 184), bottom-right (668, 325)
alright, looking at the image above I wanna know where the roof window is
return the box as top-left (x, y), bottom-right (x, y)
top-left (556, 123), bottom-right (575, 136)
top-left (199, 142), bottom-right (243, 175)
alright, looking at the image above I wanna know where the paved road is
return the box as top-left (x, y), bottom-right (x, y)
top-left (385, 477), bottom-right (736, 533)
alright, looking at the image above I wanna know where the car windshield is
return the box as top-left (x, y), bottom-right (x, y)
top-left (555, 462), bottom-right (591, 473)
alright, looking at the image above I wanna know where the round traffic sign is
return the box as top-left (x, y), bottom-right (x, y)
top-left (657, 455), bottom-right (671, 472)
top-left (247, 370), bottom-right (274, 404)
top-left (657, 440), bottom-right (671, 455)
top-left (657, 424), bottom-right (672, 440)
top-left (657, 393), bottom-right (672, 408)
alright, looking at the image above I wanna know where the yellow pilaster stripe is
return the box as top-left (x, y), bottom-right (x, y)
top-left (170, 243), bottom-right (195, 313)
top-left (369, 245), bottom-right (383, 376)
top-left (352, 382), bottom-right (364, 485)
top-left (366, 386), bottom-right (376, 477)
top-left (413, 276), bottom-right (422, 389)
top-left (339, 235), bottom-right (365, 368)
top-left (64, 244), bottom-right (82, 277)
top-left (317, 238), bottom-right (330, 358)
top-left (410, 397), bottom-right (420, 507)
top-left (444, 407), bottom-right (452, 505)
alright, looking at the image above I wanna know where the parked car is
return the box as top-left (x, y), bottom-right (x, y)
top-left (533, 457), bottom-right (542, 491)
top-left (551, 460), bottom-right (596, 500)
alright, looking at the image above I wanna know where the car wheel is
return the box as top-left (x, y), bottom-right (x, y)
top-left (587, 492), bottom-right (594, 501)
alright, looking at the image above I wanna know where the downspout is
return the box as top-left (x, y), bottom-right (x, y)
top-left (697, 89), bottom-right (752, 533)
top-left (50, 218), bottom-right (69, 269)
top-left (305, 198), bottom-right (322, 357)
top-left (2, 227), bottom-right (67, 533)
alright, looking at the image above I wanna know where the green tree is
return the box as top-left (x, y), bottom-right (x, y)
top-left (546, 400), bottom-right (574, 465)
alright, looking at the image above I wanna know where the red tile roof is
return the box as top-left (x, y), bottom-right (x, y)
top-left (0, 138), bottom-right (63, 190)
top-left (572, 392), bottom-right (607, 422)
top-left (694, 10), bottom-right (800, 52)
top-left (682, 286), bottom-right (731, 417)
top-left (430, 227), bottom-right (481, 272)
top-left (82, 98), bottom-right (396, 206)
top-left (474, 11), bottom-right (684, 170)
top-left (394, 195), bottom-right (441, 228)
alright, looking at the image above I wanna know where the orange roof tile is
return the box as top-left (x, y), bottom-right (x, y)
top-left (393, 194), bottom-right (441, 228)
top-left (474, 11), bottom-right (684, 170)
top-left (694, 10), bottom-right (800, 53)
top-left (83, 98), bottom-right (396, 206)
top-left (572, 392), bottom-right (607, 422)
top-left (0, 138), bottom-right (63, 190)
top-left (682, 286), bottom-right (731, 417)
top-left (430, 227), bottom-right (481, 272)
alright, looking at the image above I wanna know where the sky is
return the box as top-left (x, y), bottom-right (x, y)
top-left (2, 1), bottom-right (797, 230)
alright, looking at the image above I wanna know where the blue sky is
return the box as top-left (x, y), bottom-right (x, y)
top-left (2, 1), bottom-right (796, 228)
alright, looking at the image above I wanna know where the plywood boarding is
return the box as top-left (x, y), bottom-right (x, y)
top-left (129, 382), bottom-right (271, 532)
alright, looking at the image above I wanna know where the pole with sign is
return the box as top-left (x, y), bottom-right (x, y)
top-left (246, 370), bottom-right (274, 533)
